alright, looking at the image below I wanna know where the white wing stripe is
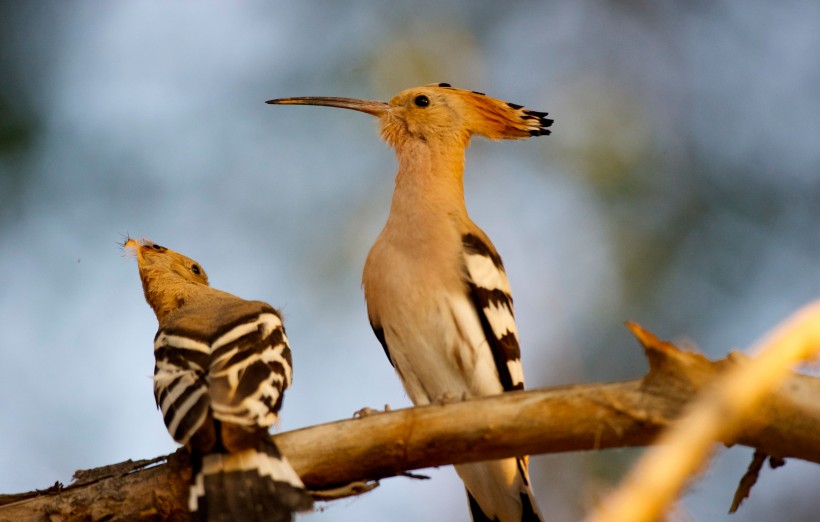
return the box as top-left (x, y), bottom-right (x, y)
top-left (198, 449), bottom-right (305, 487)
top-left (506, 360), bottom-right (525, 389)
top-left (155, 333), bottom-right (210, 354)
top-left (482, 300), bottom-right (519, 340)
top-left (212, 313), bottom-right (282, 352)
top-left (464, 253), bottom-right (512, 294)
top-left (157, 371), bottom-right (199, 414)
top-left (166, 386), bottom-right (208, 442)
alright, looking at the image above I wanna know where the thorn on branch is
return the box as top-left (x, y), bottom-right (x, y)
top-left (399, 471), bottom-right (431, 480)
top-left (728, 449), bottom-right (788, 514)
top-left (769, 455), bottom-right (786, 469)
top-left (626, 321), bottom-right (729, 404)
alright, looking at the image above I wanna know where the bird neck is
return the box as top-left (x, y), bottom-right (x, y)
top-left (388, 140), bottom-right (468, 224)
top-left (141, 272), bottom-right (197, 324)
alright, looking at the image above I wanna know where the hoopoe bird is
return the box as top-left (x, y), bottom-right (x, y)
top-left (125, 238), bottom-right (312, 522)
top-left (267, 83), bottom-right (552, 522)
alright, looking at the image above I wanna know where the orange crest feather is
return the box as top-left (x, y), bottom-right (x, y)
top-left (430, 84), bottom-right (553, 140)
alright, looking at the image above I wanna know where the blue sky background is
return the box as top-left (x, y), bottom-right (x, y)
top-left (1, 2), bottom-right (819, 520)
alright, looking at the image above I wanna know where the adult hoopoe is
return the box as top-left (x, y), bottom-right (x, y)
top-left (125, 238), bottom-right (312, 522)
top-left (268, 83), bottom-right (552, 522)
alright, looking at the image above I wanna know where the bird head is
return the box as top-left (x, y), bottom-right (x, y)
top-left (266, 83), bottom-right (552, 149)
top-left (125, 237), bottom-right (209, 321)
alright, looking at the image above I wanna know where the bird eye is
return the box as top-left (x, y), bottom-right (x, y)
top-left (191, 264), bottom-right (201, 275)
top-left (414, 95), bottom-right (430, 108)
top-left (152, 244), bottom-right (163, 250)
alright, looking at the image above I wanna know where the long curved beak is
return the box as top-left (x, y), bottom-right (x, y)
top-left (266, 96), bottom-right (389, 117)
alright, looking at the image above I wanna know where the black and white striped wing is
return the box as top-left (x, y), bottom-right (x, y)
top-left (461, 233), bottom-right (524, 392)
top-left (207, 310), bottom-right (293, 429)
top-left (153, 332), bottom-right (211, 445)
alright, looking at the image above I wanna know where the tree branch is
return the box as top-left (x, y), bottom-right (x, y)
top-left (2, 324), bottom-right (819, 521)
top-left (587, 302), bottom-right (820, 522)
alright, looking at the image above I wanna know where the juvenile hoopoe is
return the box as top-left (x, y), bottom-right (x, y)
top-left (268, 84), bottom-right (552, 522)
top-left (125, 238), bottom-right (312, 522)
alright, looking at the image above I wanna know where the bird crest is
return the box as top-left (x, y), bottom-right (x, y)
top-left (418, 83), bottom-right (552, 139)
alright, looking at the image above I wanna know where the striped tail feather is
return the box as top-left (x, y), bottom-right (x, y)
top-left (189, 438), bottom-right (313, 522)
top-left (458, 457), bottom-right (543, 522)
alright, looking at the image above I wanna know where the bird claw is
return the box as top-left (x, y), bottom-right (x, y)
top-left (353, 404), bottom-right (391, 418)
top-left (433, 391), bottom-right (466, 405)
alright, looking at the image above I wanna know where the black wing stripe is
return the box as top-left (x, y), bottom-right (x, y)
top-left (472, 286), bottom-right (514, 314)
top-left (154, 332), bottom-right (211, 445)
top-left (371, 323), bottom-right (393, 367)
top-left (155, 345), bottom-right (209, 372)
top-left (208, 313), bottom-right (292, 428)
top-left (211, 323), bottom-right (280, 366)
top-left (467, 281), bottom-right (520, 392)
top-left (170, 390), bottom-right (210, 443)
top-left (462, 233), bottom-right (524, 392)
top-left (462, 233), bottom-right (504, 269)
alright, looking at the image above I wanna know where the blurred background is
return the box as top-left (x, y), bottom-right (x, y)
top-left (1, 1), bottom-right (819, 520)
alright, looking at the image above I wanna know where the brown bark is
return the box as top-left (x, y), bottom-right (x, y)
top-left (2, 325), bottom-right (818, 521)
top-left (587, 304), bottom-right (820, 522)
